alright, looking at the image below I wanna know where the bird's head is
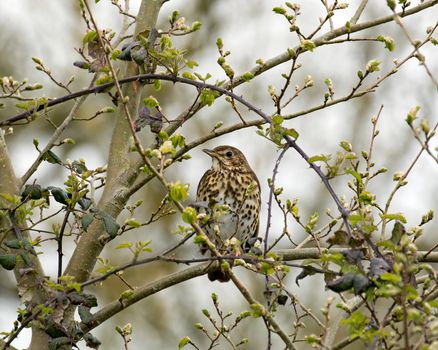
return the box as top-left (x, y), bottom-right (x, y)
top-left (203, 145), bottom-right (251, 172)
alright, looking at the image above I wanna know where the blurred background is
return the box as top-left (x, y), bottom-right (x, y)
top-left (1, 0), bottom-right (437, 349)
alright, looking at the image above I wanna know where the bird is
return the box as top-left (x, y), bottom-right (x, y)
top-left (196, 145), bottom-right (261, 282)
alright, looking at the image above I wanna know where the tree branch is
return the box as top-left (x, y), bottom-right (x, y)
top-left (0, 339), bottom-right (18, 350)
top-left (81, 263), bottom-right (210, 332)
top-left (350, 0), bottom-right (369, 24)
top-left (277, 248), bottom-right (438, 263)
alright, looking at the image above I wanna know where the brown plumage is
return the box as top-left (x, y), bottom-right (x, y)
top-left (196, 145), bottom-right (261, 282)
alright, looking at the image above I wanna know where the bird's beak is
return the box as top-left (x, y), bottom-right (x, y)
top-left (202, 148), bottom-right (217, 158)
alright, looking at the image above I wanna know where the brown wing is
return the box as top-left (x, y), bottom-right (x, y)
top-left (252, 190), bottom-right (261, 238)
top-left (248, 171), bottom-right (261, 248)
top-left (196, 169), bottom-right (213, 201)
top-left (249, 169), bottom-right (261, 232)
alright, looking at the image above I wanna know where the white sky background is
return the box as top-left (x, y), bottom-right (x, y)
top-left (1, 0), bottom-right (438, 349)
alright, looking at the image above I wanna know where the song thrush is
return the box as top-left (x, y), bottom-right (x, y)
top-left (196, 145), bottom-right (261, 282)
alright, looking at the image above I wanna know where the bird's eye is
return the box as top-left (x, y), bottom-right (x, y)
top-left (225, 151), bottom-right (233, 158)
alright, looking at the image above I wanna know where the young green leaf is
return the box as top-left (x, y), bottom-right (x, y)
top-left (48, 187), bottom-right (70, 205)
top-left (78, 305), bottom-right (93, 325)
top-left (42, 150), bottom-right (62, 165)
top-left (81, 214), bottom-right (94, 231)
top-left (365, 60), bottom-right (381, 73)
top-left (0, 254), bottom-right (16, 270)
top-left (103, 215), bottom-right (120, 238)
top-left (178, 336), bottom-right (192, 349)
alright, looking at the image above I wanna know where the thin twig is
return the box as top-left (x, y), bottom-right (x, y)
top-left (57, 209), bottom-right (71, 283)
top-left (283, 289), bottom-right (325, 329)
top-left (320, 0), bottom-right (335, 31)
top-left (364, 105), bottom-right (384, 187)
top-left (276, 58), bottom-right (298, 113)
top-left (264, 145), bottom-right (290, 255)
top-left (308, 5), bottom-right (333, 39)
top-left (380, 141), bottom-right (426, 238)
top-left (409, 120), bottom-right (438, 164)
